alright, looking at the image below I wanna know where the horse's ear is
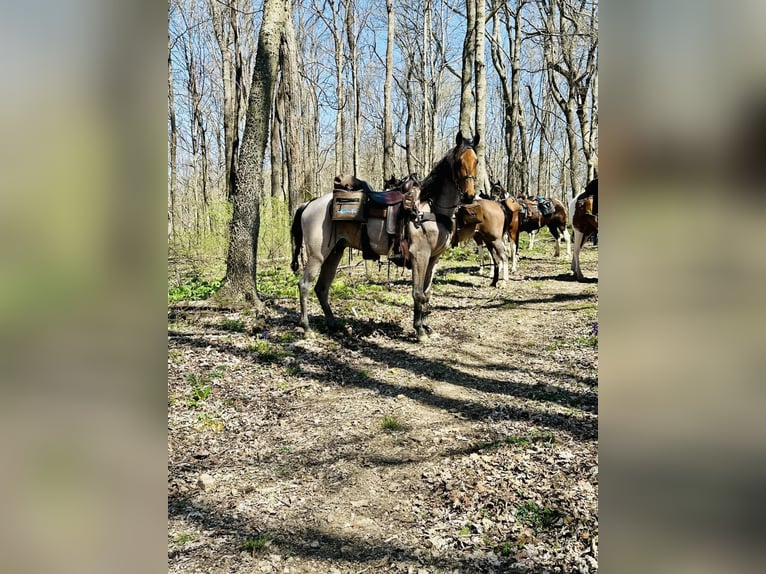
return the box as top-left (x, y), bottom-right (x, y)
top-left (456, 131), bottom-right (463, 147)
top-left (473, 133), bottom-right (480, 148)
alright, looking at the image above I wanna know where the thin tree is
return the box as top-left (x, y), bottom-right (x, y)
top-left (217, 0), bottom-right (290, 306)
top-left (474, 0), bottom-right (489, 193)
top-left (459, 0), bottom-right (476, 134)
top-left (279, 2), bottom-right (304, 214)
top-left (168, 30), bottom-right (178, 240)
top-left (382, 0), bottom-right (395, 179)
top-left (344, 0), bottom-right (361, 174)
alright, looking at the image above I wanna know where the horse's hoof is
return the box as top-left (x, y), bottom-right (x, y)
top-left (417, 332), bottom-right (430, 343)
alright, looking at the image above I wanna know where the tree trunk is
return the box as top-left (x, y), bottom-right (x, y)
top-left (218, 0), bottom-right (289, 307)
top-left (509, 2), bottom-right (529, 196)
top-left (168, 32), bottom-right (177, 240)
top-left (344, 0), bottom-right (360, 175)
top-left (459, 0), bottom-right (476, 134)
top-left (330, 1), bottom-right (345, 175)
top-left (382, 0), bottom-right (395, 180)
top-left (422, 0), bottom-right (433, 169)
top-left (474, 0), bottom-right (489, 193)
top-left (405, 64), bottom-right (415, 174)
top-left (270, 92), bottom-right (283, 199)
top-left (280, 4), bottom-right (303, 213)
top-left (209, 0), bottom-right (242, 201)
top-left (489, 3), bottom-right (513, 193)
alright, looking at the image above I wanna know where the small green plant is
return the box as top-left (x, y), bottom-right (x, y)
top-left (168, 276), bottom-right (222, 303)
top-left (574, 335), bottom-right (598, 347)
top-left (459, 523), bottom-right (472, 536)
top-left (257, 267), bottom-right (299, 299)
top-left (174, 533), bottom-right (195, 545)
top-left (499, 541), bottom-right (514, 556)
top-left (248, 336), bottom-right (288, 361)
top-left (220, 318), bottom-right (246, 332)
top-left (185, 367), bottom-right (225, 409)
top-left (285, 365), bottom-right (300, 376)
top-left (516, 500), bottom-right (562, 531)
top-left (381, 415), bottom-right (404, 432)
top-left (196, 413), bottom-right (224, 431)
top-left (186, 374), bottom-right (212, 409)
top-left (330, 280), bottom-right (356, 299)
top-left (241, 535), bottom-right (272, 555)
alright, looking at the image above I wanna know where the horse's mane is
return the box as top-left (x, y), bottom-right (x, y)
top-left (420, 150), bottom-right (454, 202)
top-left (421, 141), bottom-right (478, 201)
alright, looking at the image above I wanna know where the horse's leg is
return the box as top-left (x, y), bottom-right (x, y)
top-left (299, 257), bottom-right (323, 333)
top-left (528, 229), bottom-right (536, 250)
top-left (510, 231), bottom-right (519, 274)
top-left (563, 225), bottom-right (572, 258)
top-left (419, 256), bottom-right (442, 336)
top-left (487, 239), bottom-right (507, 287)
top-left (548, 222), bottom-right (562, 258)
top-left (497, 238), bottom-right (509, 282)
top-left (571, 228), bottom-right (584, 280)
top-left (410, 253), bottom-right (430, 342)
top-left (314, 241), bottom-right (347, 330)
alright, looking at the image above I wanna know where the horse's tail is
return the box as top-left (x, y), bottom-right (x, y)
top-left (290, 202), bottom-right (309, 274)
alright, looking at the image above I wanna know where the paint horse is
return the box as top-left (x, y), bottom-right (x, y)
top-left (451, 198), bottom-right (519, 285)
top-left (291, 131), bottom-right (480, 342)
top-left (569, 178), bottom-right (598, 281)
top-left (489, 181), bottom-right (571, 272)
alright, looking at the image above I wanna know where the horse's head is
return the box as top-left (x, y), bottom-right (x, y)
top-left (489, 179), bottom-right (507, 200)
top-left (453, 131), bottom-right (480, 203)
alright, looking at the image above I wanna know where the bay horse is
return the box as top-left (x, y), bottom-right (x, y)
top-left (291, 131), bottom-right (479, 342)
top-left (489, 182), bottom-right (571, 268)
top-left (569, 178), bottom-right (598, 280)
top-left (451, 198), bottom-right (519, 285)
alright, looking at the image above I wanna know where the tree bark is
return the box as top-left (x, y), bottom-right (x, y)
top-left (168, 32), bottom-right (177, 240)
top-left (344, 0), bottom-right (360, 175)
top-left (218, 0), bottom-right (289, 307)
top-left (459, 0), bottom-right (476, 134)
top-left (474, 0), bottom-right (489, 193)
top-left (382, 0), bottom-right (395, 180)
top-left (280, 4), bottom-right (303, 213)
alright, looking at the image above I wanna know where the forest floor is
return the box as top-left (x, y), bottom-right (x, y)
top-left (168, 236), bottom-right (598, 574)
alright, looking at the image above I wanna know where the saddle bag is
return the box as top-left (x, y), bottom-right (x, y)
top-left (460, 202), bottom-right (484, 225)
top-left (331, 174), bottom-right (368, 221)
top-left (537, 197), bottom-right (555, 217)
top-left (332, 190), bottom-right (365, 221)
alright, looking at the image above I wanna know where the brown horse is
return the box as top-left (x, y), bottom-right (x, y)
top-left (569, 178), bottom-right (598, 280)
top-left (452, 198), bottom-right (519, 285)
top-left (291, 131), bottom-right (480, 342)
top-left (489, 182), bottom-right (571, 270)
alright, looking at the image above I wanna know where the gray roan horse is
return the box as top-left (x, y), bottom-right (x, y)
top-left (291, 131), bottom-right (479, 342)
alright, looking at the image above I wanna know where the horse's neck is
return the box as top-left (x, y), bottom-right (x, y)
top-left (422, 158), bottom-right (460, 215)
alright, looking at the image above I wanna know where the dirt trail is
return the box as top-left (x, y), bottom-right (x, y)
top-left (168, 241), bottom-right (598, 573)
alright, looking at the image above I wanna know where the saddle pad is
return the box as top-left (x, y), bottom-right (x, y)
top-left (368, 189), bottom-right (403, 206)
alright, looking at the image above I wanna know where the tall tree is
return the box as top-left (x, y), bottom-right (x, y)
top-left (344, 0), bottom-right (361, 174)
top-left (382, 0), bottom-right (395, 179)
top-left (474, 0), bottom-right (489, 193)
top-left (209, 0), bottom-right (248, 201)
top-left (279, 2), bottom-right (304, 213)
top-left (459, 0), bottom-right (476, 134)
top-left (218, 0), bottom-right (290, 306)
top-left (168, 31), bottom-right (178, 240)
top-left (540, 0), bottom-right (597, 196)
top-left (490, 0), bottom-right (530, 196)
